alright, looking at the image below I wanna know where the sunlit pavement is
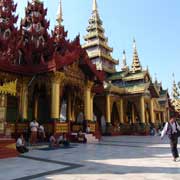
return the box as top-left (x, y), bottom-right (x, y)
top-left (1, 136), bottom-right (180, 180)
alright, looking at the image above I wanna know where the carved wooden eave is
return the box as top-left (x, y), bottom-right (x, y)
top-left (0, 59), bottom-right (56, 75)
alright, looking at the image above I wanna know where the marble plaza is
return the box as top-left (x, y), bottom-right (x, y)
top-left (1, 136), bottom-right (180, 180)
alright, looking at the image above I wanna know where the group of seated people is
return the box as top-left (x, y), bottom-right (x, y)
top-left (49, 133), bottom-right (70, 148)
top-left (16, 129), bottom-right (88, 153)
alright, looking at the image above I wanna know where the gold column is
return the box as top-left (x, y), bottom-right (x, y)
top-left (84, 81), bottom-right (93, 121)
top-left (159, 113), bottom-right (161, 123)
top-left (21, 79), bottom-right (28, 120)
top-left (167, 108), bottom-right (170, 121)
top-left (34, 95), bottom-right (38, 121)
top-left (90, 93), bottom-right (95, 121)
top-left (106, 95), bottom-right (111, 123)
top-left (132, 105), bottom-right (135, 123)
top-left (163, 112), bottom-right (166, 123)
top-left (150, 99), bottom-right (155, 123)
top-left (0, 95), bottom-right (7, 134)
top-left (67, 93), bottom-right (72, 120)
top-left (71, 107), bottom-right (75, 121)
top-left (50, 72), bottom-right (64, 120)
top-left (120, 98), bottom-right (124, 124)
top-left (140, 96), bottom-right (145, 123)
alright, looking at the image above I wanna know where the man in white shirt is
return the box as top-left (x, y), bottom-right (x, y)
top-left (30, 120), bottom-right (39, 145)
top-left (161, 116), bottom-right (180, 161)
top-left (16, 134), bottom-right (29, 153)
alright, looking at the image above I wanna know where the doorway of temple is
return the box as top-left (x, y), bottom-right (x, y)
top-left (93, 97), bottom-right (105, 134)
top-left (61, 85), bottom-right (84, 132)
top-left (6, 95), bottom-right (18, 123)
top-left (31, 84), bottom-right (50, 123)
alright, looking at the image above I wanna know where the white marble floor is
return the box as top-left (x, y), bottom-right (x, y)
top-left (1, 136), bottom-right (180, 180)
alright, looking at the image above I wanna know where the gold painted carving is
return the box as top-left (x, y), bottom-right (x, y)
top-left (0, 80), bottom-right (17, 96)
top-left (51, 72), bottom-right (65, 84)
top-left (64, 60), bottom-right (85, 81)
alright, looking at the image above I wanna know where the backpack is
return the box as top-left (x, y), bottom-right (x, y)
top-left (167, 121), bottom-right (180, 138)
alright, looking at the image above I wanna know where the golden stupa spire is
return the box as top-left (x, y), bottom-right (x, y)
top-left (131, 39), bottom-right (142, 73)
top-left (56, 0), bottom-right (63, 26)
top-left (172, 73), bottom-right (179, 98)
top-left (93, 0), bottom-right (98, 12)
top-left (121, 50), bottom-right (129, 71)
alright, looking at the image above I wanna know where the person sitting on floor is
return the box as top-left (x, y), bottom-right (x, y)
top-left (77, 130), bottom-right (87, 143)
top-left (57, 133), bottom-right (70, 147)
top-left (49, 133), bottom-right (57, 147)
top-left (86, 125), bottom-right (91, 134)
top-left (16, 134), bottom-right (29, 154)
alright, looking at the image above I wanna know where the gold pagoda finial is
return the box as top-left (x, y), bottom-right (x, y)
top-left (154, 73), bottom-right (157, 82)
top-left (121, 50), bottom-right (129, 71)
top-left (56, 0), bottom-right (63, 26)
top-left (133, 38), bottom-right (136, 50)
top-left (172, 73), bottom-right (179, 98)
top-left (173, 73), bottom-right (175, 81)
top-left (131, 38), bottom-right (142, 73)
top-left (93, 0), bottom-right (98, 12)
top-left (123, 50), bottom-right (126, 62)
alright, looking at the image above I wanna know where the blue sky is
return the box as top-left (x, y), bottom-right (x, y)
top-left (14, 0), bottom-right (180, 93)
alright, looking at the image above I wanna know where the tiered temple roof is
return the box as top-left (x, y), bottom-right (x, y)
top-left (82, 0), bottom-right (119, 74)
top-left (0, 0), bottom-right (104, 81)
top-left (0, 0), bottom-right (18, 54)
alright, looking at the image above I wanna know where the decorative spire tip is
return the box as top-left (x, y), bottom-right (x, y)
top-left (93, 0), bottom-right (98, 12)
top-left (56, 0), bottom-right (63, 26)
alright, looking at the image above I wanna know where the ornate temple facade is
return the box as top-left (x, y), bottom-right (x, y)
top-left (0, 0), bottom-right (173, 139)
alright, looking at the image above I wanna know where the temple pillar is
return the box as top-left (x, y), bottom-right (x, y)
top-left (90, 93), bottom-right (95, 121)
top-left (150, 98), bottom-right (155, 123)
top-left (34, 95), bottom-right (38, 121)
top-left (71, 105), bottom-right (75, 121)
top-left (50, 72), bottom-right (64, 120)
top-left (19, 78), bottom-right (29, 121)
top-left (120, 98), bottom-right (124, 124)
top-left (163, 112), bottom-right (166, 123)
top-left (106, 94), bottom-right (111, 124)
top-left (67, 93), bottom-right (72, 121)
top-left (84, 81), bottom-right (93, 121)
top-left (0, 95), bottom-right (7, 135)
top-left (159, 113), bottom-right (161, 123)
top-left (140, 96), bottom-right (145, 123)
top-left (167, 108), bottom-right (170, 121)
top-left (132, 105), bottom-right (135, 124)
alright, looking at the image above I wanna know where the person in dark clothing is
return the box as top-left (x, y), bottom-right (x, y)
top-left (57, 133), bottom-right (70, 147)
top-left (161, 116), bottom-right (180, 161)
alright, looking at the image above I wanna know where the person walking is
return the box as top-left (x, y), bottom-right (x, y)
top-left (161, 116), bottom-right (180, 161)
